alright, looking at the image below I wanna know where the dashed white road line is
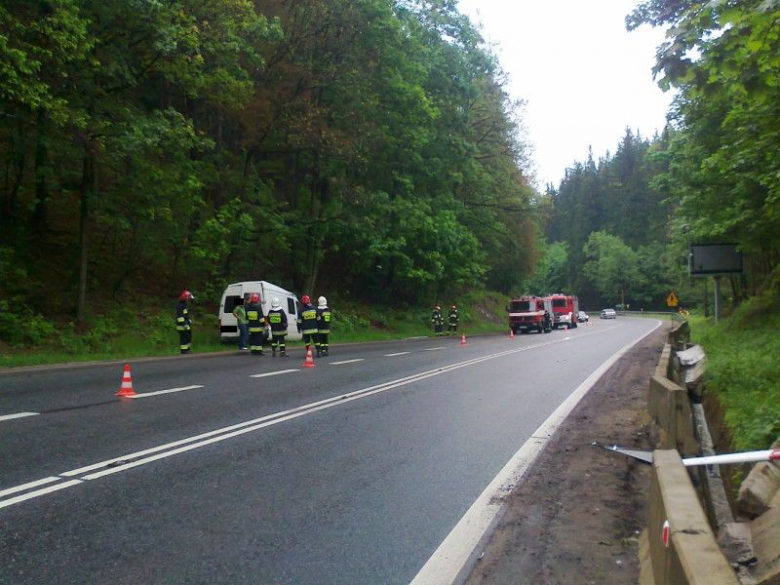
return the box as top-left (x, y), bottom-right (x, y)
top-left (129, 385), bottom-right (204, 399)
top-left (250, 369), bottom-right (299, 378)
top-left (0, 323), bottom-right (646, 513)
top-left (0, 412), bottom-right (39, 422)
top-left (329, 359), bottom-right (364, 365)
top-left (425, 347), bottom-right (444, 351)
top-left (384, 352), bottom-right (411, 357)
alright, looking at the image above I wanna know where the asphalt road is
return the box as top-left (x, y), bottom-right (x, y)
top-left (0, 318), bottom-right (659, 584)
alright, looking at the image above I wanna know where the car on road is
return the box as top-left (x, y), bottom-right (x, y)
top-left (600, 308), bottom-right (617, 319)
top-left (577, 310), bottom-right (589, 322)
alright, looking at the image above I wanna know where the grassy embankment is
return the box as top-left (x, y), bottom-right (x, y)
top-left (0, 291), bottom-right (509, 369)
top-left (689, 291), bottom-right (780, 451)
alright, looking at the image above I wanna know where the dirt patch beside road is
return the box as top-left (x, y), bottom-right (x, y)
top-left (466, 327), bottom-right (666, 585)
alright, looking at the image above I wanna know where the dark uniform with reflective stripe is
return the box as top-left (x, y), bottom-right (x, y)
top-left (176, 300), bottom-right (192, 354)
top-left (298, 302), bottom-right (318, 353)
top-left (448, 307), bottom-right (459, 335)
top-left (316, 304), bottom-right (332, 356)
top-left (267, 307), bottom-right (288, 356)
top-left (431, 307), bottom-right (443, 336)
top-left (246, 301), bottom-right (265, 355)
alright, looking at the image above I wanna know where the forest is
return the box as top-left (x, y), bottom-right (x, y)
top-left (1, 0), bottom-right (779, 345)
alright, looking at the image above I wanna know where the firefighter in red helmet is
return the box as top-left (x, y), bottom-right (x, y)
top-left (176, 290), bottom-right (194, 354)
top-left (246, 292), bottom-right (266, 356)
top-left (448, 304), bottom-right (459, 336)
top-left (297, 295), bottom-right (318, 356)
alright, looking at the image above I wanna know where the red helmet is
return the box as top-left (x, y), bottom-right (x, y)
top-left (301, 295), bottom-right (311, 304)
top-left (250, 293), bottom-right (260, 304)
top-left (178, 290), bottom-right (193, 301)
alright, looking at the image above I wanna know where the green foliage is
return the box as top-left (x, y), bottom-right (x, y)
top-left (629, 0), bottom-right (780, 286)
top-left (690, 292), bottom-right (780, 450)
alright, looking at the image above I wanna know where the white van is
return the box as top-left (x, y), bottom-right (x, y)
top-left (218, 281), bottom-right (302, 342)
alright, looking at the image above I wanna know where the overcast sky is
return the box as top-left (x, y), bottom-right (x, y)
top-left (456, 0), bottom-right (674, 189)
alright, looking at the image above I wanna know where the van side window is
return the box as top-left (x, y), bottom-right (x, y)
top-left (224, 296), bottom-right (241, 314)
top-left (287, 298), bottom-right (296, 315)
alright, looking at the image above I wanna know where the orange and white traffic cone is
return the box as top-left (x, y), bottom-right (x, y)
top-left (460, 333), bottom-right (467, 347)
top-left (116, 364), bottom-right (136, 397)
top-left (303, 346), bottom-right (316, 368)
top-left (510, 328), bottom-right (515, 340)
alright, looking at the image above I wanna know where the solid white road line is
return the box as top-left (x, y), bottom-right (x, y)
top-left (329, 359), bottom-right (364, 365)
top-left (129, 385), bottom-right (204, 399)
top-left (0, 324), bottom-right (642, 511)
top-left (0, 480), bottom-right (82, 511)
top-left (409, 320), bottom-right (663, 585)
top-left (250, 369), bottom-right (299, 378)
top-left (0, 412), bottom-right (39, 422)
top-left (0, 476), bottom-right (60, 499)
top-left (384, 352), bottom-right (411, 357)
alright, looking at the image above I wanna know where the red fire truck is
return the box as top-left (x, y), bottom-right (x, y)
top-left (507, 295), bottom-right (553, 334)
top-left (547, 293), bottom-right (579, 329)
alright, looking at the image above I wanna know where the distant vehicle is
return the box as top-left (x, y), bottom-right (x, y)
top-left (219, 281), bottom-right (302, 343)
top-left (507, 295), bottom-right (553, 334)
top-left (600, 309), bottom-right (617, 319)
top-left (577, 310), bottom-right (589, 322)
top-left (547, 293), bottom-right (579, 329)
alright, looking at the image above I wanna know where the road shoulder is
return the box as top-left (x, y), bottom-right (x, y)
top-left (465, 326), bottom-right (666, 585)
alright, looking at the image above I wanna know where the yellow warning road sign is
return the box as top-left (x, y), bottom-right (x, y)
top-left (666, 291), bottom-right (679, 307)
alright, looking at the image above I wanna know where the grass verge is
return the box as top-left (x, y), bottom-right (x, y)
top-left (0, 292), bottom-right (509, 369)
top-left (689, 292), bottom-right (780, 451)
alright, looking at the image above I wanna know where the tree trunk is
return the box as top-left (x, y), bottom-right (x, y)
top-left (32, 112), bottom-right (49, 231)
top-left (77, 145), bottom-right (96, 324)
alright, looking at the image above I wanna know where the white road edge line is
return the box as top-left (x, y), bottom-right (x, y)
top-left (250, 369), bottom-right (299, 378)
top-left (408, 320), bottom-right (663, 585)
top-left (384, 352), bottom-right (411, 357)
top-left (0, 412), bottom-right (39, 422)
top-left (129, 385), bottom-right (204, 399)
top-left (329, 359), bottom-right (364, 365)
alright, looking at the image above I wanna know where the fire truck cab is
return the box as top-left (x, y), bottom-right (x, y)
top-left (547, 293), bottom-right (579, 329)
top-left (507, 295), bottom-right (553, 334)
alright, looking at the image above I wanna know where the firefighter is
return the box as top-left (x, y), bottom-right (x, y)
top-left (267, 297), bottom-right (288, 357)
top-left (431, 305), bottom-right (444, 336)
top-left (448, 304), bottom-right (459, 335)
top-left (246, 293), bottom-right (265, 356)
top-left (543, 309), bottom-right (552, 333)
top-left (176, 290), bottom-right (194, 354)
top-left (297, 295), bottom-right (318, 356)
top-left (316, 296), bottom-right (332, 357)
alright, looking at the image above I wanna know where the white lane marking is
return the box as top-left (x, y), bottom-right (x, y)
top-left (329, 359), bottom-right (364, 365)
top-left (384, 352), bottom-right (411, 357)
top-left (409, 320), bottom-right (663, 585)
top-left (425, 347), bottom-right (444, 351)
top-left (0, 476), bottom-right (60, 499)
top-left (0, 323), bottom-right (648, 510)
top-left (0, 412), bottom-right (39, 422)
top-left (0, 480), bottom-right (82, 511)
top-left (250, 369), bottom-right (299, 378)
top-left (129, 385), bottom-right (204, 399)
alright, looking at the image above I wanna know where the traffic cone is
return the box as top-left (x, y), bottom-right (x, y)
top-left (303, 346), bottom-right (316, 368)
top-left (510, 328), bottom-right (515, 340)
top-left (116, 364), bottom-right (136, 397)
top-left (460, 333), bottom-right (467, 347)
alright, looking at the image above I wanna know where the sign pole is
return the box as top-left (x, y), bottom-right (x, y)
top-left (714, 276), bottom-right (721, 324)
